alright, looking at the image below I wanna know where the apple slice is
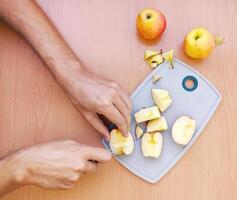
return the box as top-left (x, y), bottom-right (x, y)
top-left (152, 74), bottom-right (162, 84)
top-left (141, 132), bottom-right (163, 158)
top-left (163, 49), bottom-right (174, 68)
top-left (172, 116), bottom-right (196, 145)
top-left (147, 116), bottom-right (168, 132)
top-left (148, 54), bottom-right (164, 68)
top-left (134, 106), bottom-right (161, 123)
top-left (152, 89), bottom-right (172, 112)
top-left (135, 125), bottom-right (144, 139)
top-left (144, 49), bottom-right (160, 60)
top-left (109, 129), bottom-right (134, 155)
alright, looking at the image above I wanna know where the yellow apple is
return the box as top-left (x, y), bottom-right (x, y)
top-left (134, 106), bottom-right (161, 123)
top-left (172, 116), bottom-right (196, 145)
top-left (184, 28), bottom-right (215, 59)
top-left (109, 129), bottom-right (134, 155)
top-left (152, 89), bottom-right (172, 112)
top-left (147, 116), bottom-right (168, 132)
top-left (141, 132), bottom-right (163, 158)
top-left (136, 8), bottom-right (166, 40)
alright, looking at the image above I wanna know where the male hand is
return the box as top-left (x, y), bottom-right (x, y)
top-left (10, 140), bottom-right (111, 189)
top-left (63, 69), bottom-right (132, 139)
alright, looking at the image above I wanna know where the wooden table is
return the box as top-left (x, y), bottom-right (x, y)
top-left (0, 0), bottom-right (236, 199)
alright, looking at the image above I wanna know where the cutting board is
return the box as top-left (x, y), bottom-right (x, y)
top-left (103, 58), bottom-right (221, 183)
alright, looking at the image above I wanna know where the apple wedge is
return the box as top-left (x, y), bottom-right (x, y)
top-left (148, 54), bottom-right (164, 69)
top-left (141, 132), bottom-right (163, 158)
top-left (147, 116), bottom-right (168, 132)
top-left (135, 125), bottom-right (144, 139)
top-left (163, 49), bottom-right (174, 68)
top-left (144, 49), bottom-right (160, 60)
top-left (134, 106), bottom-right (161, 123)
top-left (152, 89), bottom-right (172, 112)
top-left (109, 129), bottom-right (134, 155)
top-left (172, 116), bottom-right (196, 145)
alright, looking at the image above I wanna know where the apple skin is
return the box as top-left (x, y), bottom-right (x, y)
top-left (136, 8), bottom-right (166, 40)
top-left (184, 28), bottom-right (215, 59)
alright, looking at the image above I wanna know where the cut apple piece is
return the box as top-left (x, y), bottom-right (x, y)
top-left (152, 74), bottom-right (162, 84)
top-left (134, 106), bottom-right (161, 123)
top-left (172, 116), bottom-right (196, 145)
top-left (163, 49), bottom-right (174, 68)
top-left (141, 132), bottom-right (163, 158)
top-left (152, 89), bottom-right (172, 112)
top-left (135, 125), bottom-right (144, 139)
top-left (147, 116), bottom-right (168, 132)
top-left (215, 36), bottom-right (224, 46)
top-left (144, 49), bottom-right (162, 60)
top-left (148, 54), bottom-right (164, 69)
top-left (109, 129), bottom-right (134, 155)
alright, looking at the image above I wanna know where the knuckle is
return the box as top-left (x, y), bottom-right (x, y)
top-left (108, 88), bottom-right (117, 97)
top-left (68, 174), bottom-right (80, 182)
top-left (117, 119), bottom-right (126, 128)
top-left (74, 162), bottom-right (85, 171)
top-left (111, 82), bottom-right (120, 89)
top-left (98, 100), bottom-right (110, 109)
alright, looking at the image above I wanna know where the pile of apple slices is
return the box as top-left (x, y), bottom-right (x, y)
top-left (144, 49), bottom-right (174, 69)
top-left (134, 89), bottom-right (171, 158)
top-left (109, 88), bottom-right (196, 158)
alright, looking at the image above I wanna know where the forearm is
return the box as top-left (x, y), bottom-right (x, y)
top-left (0, 0), bottom-right (81, 85)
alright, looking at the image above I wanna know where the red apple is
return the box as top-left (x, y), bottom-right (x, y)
top-left (136, 8), bottom-right (166, 40)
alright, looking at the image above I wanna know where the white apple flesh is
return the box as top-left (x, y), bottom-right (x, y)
top-left (147, 116), bottom-right (168, 132)
top-left (109, 129), bottom-right (134, 155)
top-left (141, 132), bottom-right (163, 158)
top-left (134, 106), bottom-right (161, 123)
top-left (152, 89), bottom-right (172, 112)
top-left (172, 116), bottom-right (196, 145)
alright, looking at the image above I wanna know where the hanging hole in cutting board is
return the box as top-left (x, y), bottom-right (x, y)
top-left (182, 76), bottom-right (198, 91)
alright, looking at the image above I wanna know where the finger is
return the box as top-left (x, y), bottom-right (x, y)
top-left (58, 182), bottom-right (75, 190)
top-left (81, 146), bottom-right (112, 162)
top-left (117, 88), bottom-right (132, 112)
top-left (77, 107), bottom-right (110, 140)
top-left (99, 104), bottom-right (128, 136)
top-left (112, 93), bottom-right (131, 130)
top-left (110, 82), bottom-right (132, 111)
top-left (83, 161), bottom-right (97, 172)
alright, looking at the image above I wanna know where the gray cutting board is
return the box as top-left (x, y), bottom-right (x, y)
top-left (102, 58), bottom-right (221, 183)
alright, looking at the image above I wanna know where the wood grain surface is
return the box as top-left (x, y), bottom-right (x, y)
top-left (0, 0), bottom-right (236, 199)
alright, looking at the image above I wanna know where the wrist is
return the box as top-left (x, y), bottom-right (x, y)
top-left (2, 153), bottom-right (29, 186)
top-left (52, 59), bottom-right (84, 91)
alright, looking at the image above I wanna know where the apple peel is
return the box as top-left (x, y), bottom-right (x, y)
top-left (135, 125), bottom-right (144, 139)
top-left (152, 74), bottom-right (162, 84)
top-left (163, 49), bottom-right (174, 69)
top-left (144, 49), bottom-right (162, 60)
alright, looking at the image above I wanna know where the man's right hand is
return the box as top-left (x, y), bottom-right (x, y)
top-left (9, 140), bottom-right (111, 189)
